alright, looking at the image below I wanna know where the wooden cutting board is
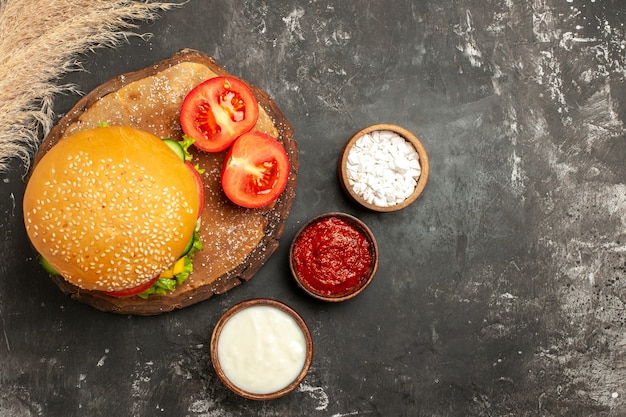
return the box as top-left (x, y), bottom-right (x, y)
top-left (32, 49), bottom-right (298, 315)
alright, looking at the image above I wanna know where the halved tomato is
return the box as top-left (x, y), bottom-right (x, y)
top-left (221, 131), bottom-right (290, 208)
top-left (104, 276), bottom-right (159, 298)
top-left (185, 161), bottom-right (205, 218)
top-left (180, 76), bottom-right (259, 153)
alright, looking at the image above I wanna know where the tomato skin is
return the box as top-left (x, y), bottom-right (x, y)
top-left (180, 76), bottom-right (259, 153)
top-left (104, 276), bottom-right (159, 298)
top-left (221, 131), bottom-right (290, 209)
top-left (185, 161), bottom-right (205, 218)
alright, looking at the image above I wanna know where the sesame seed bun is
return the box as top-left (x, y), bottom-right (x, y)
top-left (23, 125), bottom-right (200, 292)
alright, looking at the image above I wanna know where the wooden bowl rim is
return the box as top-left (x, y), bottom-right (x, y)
top-left (210, 298), bottom-right (313, 400)
top-left (338, 123), bottom-right (429, 212)
top-left (289, 212), bottom-right (379, 302)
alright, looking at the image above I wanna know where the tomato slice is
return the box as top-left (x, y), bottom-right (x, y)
top-left (185, 161), bottom-right (205, 218)
top-left (221, 131), bottom-right (290, 208)
top-left (104, 276), bottom-right (159, 298)
top-left (180, 76), bottom-right (259, 153)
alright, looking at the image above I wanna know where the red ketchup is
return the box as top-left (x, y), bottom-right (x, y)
top-left (292, 217), bottom-right (372, 296)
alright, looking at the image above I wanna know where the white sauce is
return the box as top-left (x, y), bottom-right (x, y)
top-left (217, 305), bottom-right (307, 395)
top-left (346, 130), bottom-right (421, 207)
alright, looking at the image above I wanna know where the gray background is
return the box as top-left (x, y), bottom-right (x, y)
top-left (1, 0), bottom-right (625, 416)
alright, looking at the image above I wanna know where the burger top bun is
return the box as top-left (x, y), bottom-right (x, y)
top-left (23, 125), bottom-right (200, 292)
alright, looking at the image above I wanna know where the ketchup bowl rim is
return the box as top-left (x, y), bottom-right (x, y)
top-left (289, 212), bottom-right (379, 302)
top-left (210, 298), bottom-right (313, 400)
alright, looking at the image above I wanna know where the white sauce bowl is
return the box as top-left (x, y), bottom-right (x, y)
top-left (210, 298), bottom-right (313, 400)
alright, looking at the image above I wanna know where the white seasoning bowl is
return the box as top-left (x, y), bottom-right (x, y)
top-left (338, 124), bottom-right (429, 212)
top-left (210, 298), bottom-right (313, 400)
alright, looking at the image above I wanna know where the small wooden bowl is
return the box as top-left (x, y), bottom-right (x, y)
top-left (289, 213), bottom-right (378, 302)
top-left (338, 124), bottom-right (429, 212)
top-left (210, 298), bottom-right (313, 400)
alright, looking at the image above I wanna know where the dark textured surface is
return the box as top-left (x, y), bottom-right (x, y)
top-left (1, 0), bottom-right (625, 415)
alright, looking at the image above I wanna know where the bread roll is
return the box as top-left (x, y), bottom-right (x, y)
top-left (23, 126), bottom-right (200, 292)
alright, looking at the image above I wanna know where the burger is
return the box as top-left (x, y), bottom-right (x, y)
top-left (23, 125), bottom-right (204, 299)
